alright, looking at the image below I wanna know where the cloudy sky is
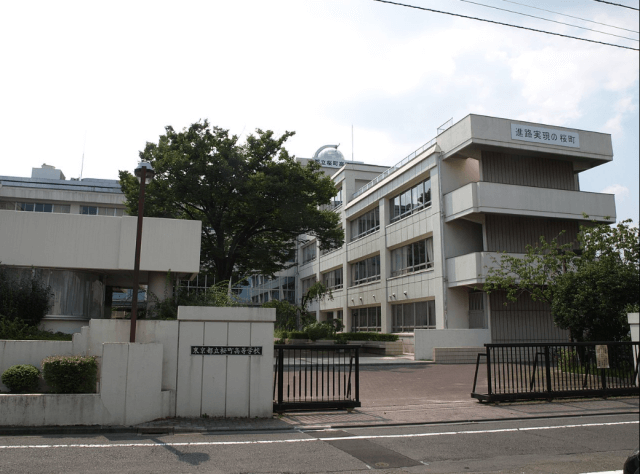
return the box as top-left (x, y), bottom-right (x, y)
top-left (1, 0), bottom-right (638, 222)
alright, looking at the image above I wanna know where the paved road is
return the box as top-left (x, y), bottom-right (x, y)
top-left (1, 414), bottom-right (637, 473)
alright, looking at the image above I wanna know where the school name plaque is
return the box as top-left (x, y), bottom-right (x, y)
top-left (191, 346), bottom-right (262, 356)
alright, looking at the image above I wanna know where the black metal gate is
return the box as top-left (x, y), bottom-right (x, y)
top-left (273, 344), bottom-right (361, 413)
top-left (472, 342), bottom-right (640, 402)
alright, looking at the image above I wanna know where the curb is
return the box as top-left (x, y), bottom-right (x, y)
top-left (2, 408), bottom-right (637, 437)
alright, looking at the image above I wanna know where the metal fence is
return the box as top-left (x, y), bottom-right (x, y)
top-left (472, 342), bottom-right (640, 402)
top-left (273, 345), bottom-right (361, 413)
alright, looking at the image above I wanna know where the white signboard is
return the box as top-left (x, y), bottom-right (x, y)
top-left (313, 158), bottom-right (345, 168)
top-left (596, 345), bottom-right (610, 369)
top-left (511, 124), bottom-right (580, 148)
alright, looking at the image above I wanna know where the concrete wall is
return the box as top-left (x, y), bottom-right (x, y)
top-left (1, 307), bottom-right (275, 425)
top-left (414, 328), bottom-right (491, 361)
top-left (0, 211), bottom-right (201, 273)
top-left (175, 306), bottom-right (275, 418)
top-left (0, 342), bottom-right (172, 426)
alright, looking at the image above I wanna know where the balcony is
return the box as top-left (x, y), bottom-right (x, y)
top-left (444, 182), bottom-right (615, 223)
top-left (446, 252), bottom-right (525, 288)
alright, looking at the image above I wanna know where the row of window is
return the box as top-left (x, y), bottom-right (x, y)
top-left (318, 238), bottom-right (433, 288)
top-left (0, 201), bottom-right (124, 216)
top-left (351, 302), bottom-right (436, 333)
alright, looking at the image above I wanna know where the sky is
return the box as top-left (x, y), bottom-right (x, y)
top-left (1, 0), bottom-right (638, 222)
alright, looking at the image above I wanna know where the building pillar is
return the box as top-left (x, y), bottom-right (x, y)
top-left (147, 271), bottom-right (174, 315)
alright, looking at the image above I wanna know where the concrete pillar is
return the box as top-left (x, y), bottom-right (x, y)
top-left (147, 271), bottom-right (174, 315)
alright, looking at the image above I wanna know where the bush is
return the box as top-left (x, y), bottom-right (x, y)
top-left (41, 355), bottom-right (98, 393)
top-left (287, 331), bottom-right (309, 340)
top-left (303, 321), bottom-right (337, 341)
top-left (2, 364), bottom-right (41, 393)
top-left (0, 316), bottom-right (72, 341)
top-left (0, 266), bottom-right (53, 325)
top-left (334, 332), bottom-right (399, 343)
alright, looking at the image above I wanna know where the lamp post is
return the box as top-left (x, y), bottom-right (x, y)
top-left (129, 161), bottom-right (155, 343)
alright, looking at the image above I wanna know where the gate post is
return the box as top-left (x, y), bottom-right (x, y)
top-left (486, 346), bottom-right (493, 398)
top-left (277, 346), bottom-right (284, 407)
top-left (544, 345), bottom-right (552, 397)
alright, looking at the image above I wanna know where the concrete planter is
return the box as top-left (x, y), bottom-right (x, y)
top-left (286, 338), bottom-right (309, 345)
top-left (346, 340), bottom-right (403, 355)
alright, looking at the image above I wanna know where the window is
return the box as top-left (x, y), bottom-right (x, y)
top-left (350, 207), bottom-right (380, 240)
top-left (392, 300), bottom-right (436, 332)
top-left (81, 206), bottom-right (123, 216)
top-left (302, 243), bottom-right (316, 264)
top-left (352, 306), bottom-right (381, 332)
top-left (322, 268), bottom-right (343, 290)
top-left (12, 202), bottom-right (70, 214)
top-left (351, 255), bottom-right (381, 286)
top-left (331, 188), bottom-right (343, 209)
top-left (390, 178), bottom-right (431, 223)
top-left (301, 276), bottom-right (316, 295)
top-left (390, 238), bottom-right (434, 277)
top-left (321, 227), bottom-right (343, 255)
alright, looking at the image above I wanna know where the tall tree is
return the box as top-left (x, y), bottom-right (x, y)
top-left (483, 219), bottom-right (639, 342)
top-left (119, 121), bottom-right (343, 282)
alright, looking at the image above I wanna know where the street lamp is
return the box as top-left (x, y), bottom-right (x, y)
top-left (129, 161), bottom-right (155, 343)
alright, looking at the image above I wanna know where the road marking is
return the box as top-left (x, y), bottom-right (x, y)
top-left (0, 420), bottom-right (636, 450)
top-left (580, 471), bottom-right (622, 474)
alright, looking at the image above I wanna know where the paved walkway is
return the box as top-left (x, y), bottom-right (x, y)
top-left (135, 356), bottom-right (639, 434)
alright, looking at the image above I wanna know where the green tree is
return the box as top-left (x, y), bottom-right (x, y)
top-left (483, 219), bottom-right (639, 342)
top-left (0, 265), bottom-right (52, 325)
top-left (119, 121), bottom-right (343, 282)
top-left (263, 281), bottom-right (333, 331)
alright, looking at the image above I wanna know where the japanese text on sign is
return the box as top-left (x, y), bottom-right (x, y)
top-left (191, 346), bottom-right (263, 356)
top-left (511, 124), bottom-right (580, 148)
top-left (313, 158), bottom-right (345, 168)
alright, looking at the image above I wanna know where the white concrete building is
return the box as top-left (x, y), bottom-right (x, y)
top-left (249, 115), bottom-right (616, 352)
top-left (0, 164), bottom-right (201, 333)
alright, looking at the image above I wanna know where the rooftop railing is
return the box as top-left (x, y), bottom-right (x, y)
top-left (351, 136), bottom-right (438, 199)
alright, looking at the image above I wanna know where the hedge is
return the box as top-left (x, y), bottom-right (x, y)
top-left (41, 355), bottom-right (98, 393)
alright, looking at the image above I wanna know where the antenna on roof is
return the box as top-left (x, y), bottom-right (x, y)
top-left (352, 125), bottom-right (354, 162)
top-left (80, 131), bottom-right (86, 180)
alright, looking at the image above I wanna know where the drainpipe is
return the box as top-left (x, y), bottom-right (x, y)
top-left (437, 153), bottom-right (448, 329)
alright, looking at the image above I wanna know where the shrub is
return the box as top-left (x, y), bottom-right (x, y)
top-left (287, 331), bottom-right (309, 340)
top-left (42, 355), bottom-right (98, 393)
top-left (2, 364), bottom-right (41, 393)
top-left (334, 332), bottom-right (399, 343)
top-left (303, 321), bottom-right (337, 341)
top-left (0, 266), bottom-right (53, 325)
top-left (0, 316), bottom-right (72, 341)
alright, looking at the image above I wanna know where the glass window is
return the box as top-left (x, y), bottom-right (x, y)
top-left (302, 243), bottom-right (316, 264)
top-left (322, 268), bottom-right (343, 290)
top-left (351, 255), bottom-right (381, 286)
top-left (18, 202), bottom-right (34, 212)
top-left (80, 206), bottom-right (98, 215)
top-left (53, 204), bottom-right (70, 213)
top-left (350, 207), bottom-right (380, 240)
top-left (390, 238), bottom-right (434, 277)
top-left (392, 301), bottom-right (436, 332)
top-left (390, 177), bottom-right (431, 223)
top-left (351, 306), bottom-right (381, 332)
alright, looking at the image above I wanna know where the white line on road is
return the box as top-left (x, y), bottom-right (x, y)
top-left (0, 420), bottom-right (636, 450)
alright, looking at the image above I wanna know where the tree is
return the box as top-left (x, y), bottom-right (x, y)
top-left (263, 281), bottom-right (333, 331)
top-left (483, 219), bottom-right (639, 342)
top-left (0, 265), bottom-right (52, 325)
top-left (119, 121), bottom-right (344, 282)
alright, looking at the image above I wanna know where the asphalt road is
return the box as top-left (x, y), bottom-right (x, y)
top-left (1, 413), bottom-right (637, 473)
